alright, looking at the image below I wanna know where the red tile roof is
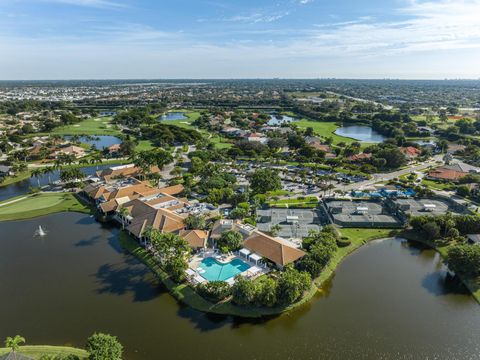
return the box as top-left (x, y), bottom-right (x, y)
top-left (428, 168), bottom-right (468, 181)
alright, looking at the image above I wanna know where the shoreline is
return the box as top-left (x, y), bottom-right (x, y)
top-left (119, 229), bottom-right (395, 318)
top-left (401, 231), bottom-right (480, 304)
top-left (2, 200), bottom-right (476, 313)
top-left (0, 345), bottom-right (88, 359)
top-left (0, 192), bottom-right (92, 222)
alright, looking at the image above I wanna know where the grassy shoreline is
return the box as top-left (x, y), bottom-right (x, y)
top-left (118, 231), bottom-right (319, 318)
top-left (0, 192), bottom-right (92, 221)
top-left (119, 228), bottom-right (395, 318)
top-left (315, 228), bottom-right (400, 287)
top-left (0, 160), bottom-right (128, 189)
top-left (0, 345), bottom-right (88, 359)
top-left (401, 230), bottom-right (480, 304)
top-left (0, 171), bottom-right (31, 188)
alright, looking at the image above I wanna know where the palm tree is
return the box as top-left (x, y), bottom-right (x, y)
top-left (270, 224), bottom-right (281, 237)
top-left (90, 153), bottom-right (103, 170)
top-left (326, 184), bottom-right (335, 197)
top-left (54, 158), bottom-right (63, 169)
top-left (51, 134), bottom-right (62, 145)
top-left (5, 335), bottom-right (26, 359)
top-left (118, 207), bottom-right (130, 229)
top-left (31, 168), bottom-right (43, 187)
top-left (43, 166), bottom-right (55, 184)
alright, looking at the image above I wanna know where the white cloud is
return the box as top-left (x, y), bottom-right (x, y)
top-left (1, 0), bottom-right (480, 79)
top-left (224, 11), bottom-right (290, 23)
top-left (40, 0), bottom-right (126, 8)
top-left (305, 0), bottom-right (480, 55)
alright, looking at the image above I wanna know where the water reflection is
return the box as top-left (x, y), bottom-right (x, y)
top-left (0, 215), bottom-right (479, 360)
top-left (334, 125), bottom-right (385, 143)
top-left (94, 262), bottom-right (161, 302)
top-left (0, 164), bottom-right (111, 202)
top-left (64, 135), bottom-right (121, 149)
top-left (159, 112), bottom-right (186, 121)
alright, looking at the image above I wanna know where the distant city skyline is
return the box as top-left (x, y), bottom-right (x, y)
top-left (1, 0), bottom-right (480, 80)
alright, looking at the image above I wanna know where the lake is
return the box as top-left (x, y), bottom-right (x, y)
top-left (64, 135), bottom-right (122, 149)
top-left (1, 214), bottom-right (479, 360)
top-left (159, 112), bottom-right (187, 121)
top-left (267, 114), bottom-right (296, 126)
top-left (0, 165), bottom-right (111, 202)
top-left (335, 125), bottom-right (386, 143)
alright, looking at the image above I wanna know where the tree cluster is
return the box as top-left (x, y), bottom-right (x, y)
top-left (231, 268), bottom-right (311, 308)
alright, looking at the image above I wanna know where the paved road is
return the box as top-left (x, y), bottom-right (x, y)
top-left (278, 155), bottom-right (443, 199)
top-left (337, 155), bottom-right (443, 192)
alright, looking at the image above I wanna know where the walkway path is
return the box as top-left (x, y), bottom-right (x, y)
top-left (0, 196), bottom-right (27, 207)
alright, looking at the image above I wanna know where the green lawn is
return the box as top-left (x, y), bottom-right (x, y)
top-left (43, 117), bottom-right (120, 136)
top-left (0, 192), bottom-right (91, 221)
top-left (208, 134), bottom-right (233, 149)
top-left (266, 189), bottom-right (294, 197)
top-left (268, 196), bottom-right (318, 208)
top-left (421, 179), bottom-right (453, 191)
top-left (295, 119), bottom-right (374, 147)
top-left (135, 140), bottom-right (154, 151)
top-left (340, 228), bottom-right (399, 243)
top-left (0, 346), bottom-right (88, 359)
top-left (0, 171), bottom-right (31, 188)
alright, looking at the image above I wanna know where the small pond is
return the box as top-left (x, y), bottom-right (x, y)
top-left (159, 112), bottom-right (187, 121)
top-left (64, 135), bottom-right (122, 149)
top-left (267, 114), bottom-right (296, 126)
top-left (335, 125), bottom-right (386, 143)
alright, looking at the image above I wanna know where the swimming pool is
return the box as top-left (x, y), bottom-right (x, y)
top-left (198, 257), bottom-right (251, 282)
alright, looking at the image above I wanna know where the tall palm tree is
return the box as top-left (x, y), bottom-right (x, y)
top-left (5, 335), bottom-right (26, 359)
top-left (31, 168), bottom-right (43, 187)
top-left (118, 207), bottom-right (130, 229)
top-left (90, 153), bottom-right (103, 170)
top-left (54, 158), bottom-right (63, 169)
top-left (43, 166), bottom-right (55, 184)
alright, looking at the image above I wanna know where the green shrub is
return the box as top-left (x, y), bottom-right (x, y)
top-left (197, 281), bottom-right (232, 302)
top-left (336, 237), bottom-right (351, 247)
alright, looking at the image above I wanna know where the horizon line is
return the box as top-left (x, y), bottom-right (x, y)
top-left (1, 77), bottom-right (480, 82)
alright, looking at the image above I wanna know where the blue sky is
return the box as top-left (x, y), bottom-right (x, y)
top-left (0, 0), bottom-right (479, 79)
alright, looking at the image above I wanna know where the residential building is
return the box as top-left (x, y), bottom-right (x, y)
top-left (243, 231), bottom-right (306, 269)
top-left (400, 146), bottom-right (422, 160)
top-left (50, 145), bottom-right (86, 159)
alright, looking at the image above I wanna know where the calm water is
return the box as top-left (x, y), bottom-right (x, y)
top-left (159, 112), bottom-right (186, 121)
top-left (0, 165), bottom-right (111, 202)
top-left (64, 135), bottom-right (122, 149)
top-left (267, 114), bottom-right (296, 126)
top-left (0, 214), bottom-right (479, 360)
top-left (335, 125), bottom-right (385, 143)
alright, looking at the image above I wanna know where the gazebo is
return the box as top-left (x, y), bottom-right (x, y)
top-left (249, 253), bottom-right (262, 265)
top-left (239, 248), bottom-right (251, 259)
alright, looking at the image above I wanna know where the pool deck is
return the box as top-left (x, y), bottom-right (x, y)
top-left (188, 250), bottom-right (269, 284)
